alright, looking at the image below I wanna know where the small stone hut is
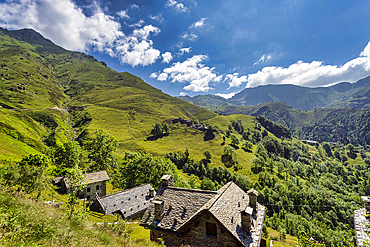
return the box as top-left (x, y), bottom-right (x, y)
top-left (90, 183), bottom-right (156, 219)
top-left (53, 170), bottom-right (109, 200)
top-left (141, 175), bottom-right (266, 247)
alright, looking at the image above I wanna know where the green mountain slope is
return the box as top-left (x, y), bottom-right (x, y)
top-left (0, 28), bottom-right (227, 162)
top-left (178, 94), bottom-right (230, 110)
top-left (328, 84), bottom-right (370, 109)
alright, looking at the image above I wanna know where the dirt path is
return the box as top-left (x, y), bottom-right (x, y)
top-left (6, 105), bottom-right (69, 113)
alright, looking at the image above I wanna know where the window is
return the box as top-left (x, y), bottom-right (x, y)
top-left (206, 222), bottom-right (217, 237)
top-left (96, 185), bottom-right (100, 190)
top-left (87, 187), bottom-right (91, 192)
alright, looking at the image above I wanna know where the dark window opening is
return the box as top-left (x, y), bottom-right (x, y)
top-left (206, 222), bottom-right (217, 237)
top-left (96, 185), bottom-right (100, 190)
top-left (86, 195), bottom-right (90, 201)
top-left (87, 187), bottom-right (91, 193)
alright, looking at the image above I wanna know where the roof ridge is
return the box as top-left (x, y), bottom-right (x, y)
top-left (100, 183), bottom-right (152, 199)
top-left (85, 170), bottom-right (107, 175)
top-left (207, 182), bottom-right (233, 210)
top-left (165, 186), bottom-right (218, 194)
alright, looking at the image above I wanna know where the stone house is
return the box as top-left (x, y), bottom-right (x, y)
top-left (141, 175), bottom-right (266, 247)
top-left (354, 196), bottom-right (370, 246)
top-left (53, 170), bottom-right (109, 200)
top-left (90, 183), bottom-right (156, 219)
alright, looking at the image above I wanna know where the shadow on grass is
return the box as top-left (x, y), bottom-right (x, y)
top-left (230, 144), bottom-right (239, 150)
top-left (146, 133), bottom-right (169, 141)
top-left (203, 131), bottom-right (215, 141)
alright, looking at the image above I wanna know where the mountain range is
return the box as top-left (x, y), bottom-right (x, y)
top-left (179, 75), bottom-right (370, 111)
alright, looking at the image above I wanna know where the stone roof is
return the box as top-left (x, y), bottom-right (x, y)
top-left (354, 208), bottom-right (370, 246)
top-left (52, 176), bottom-right (63, 185)
top-left (96, 184), bottom-right (155, 218)
top-left (141, 182), bottom-right (265, 247)
top-left (247, 188), bottom-right (259, 196)
top-left (63, 170), bottom-right (110, 188)
top-left (208, 183), bottom-right (265, 247)
top-left (361, 196), bottom-right (370, 203)
top-left (84, 170), bottom-right (110, 184)
top-left (141, 186), bottom-right (218, 230)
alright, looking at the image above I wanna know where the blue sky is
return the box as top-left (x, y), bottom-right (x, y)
top-left (1, 0), bottom-right (370, 98)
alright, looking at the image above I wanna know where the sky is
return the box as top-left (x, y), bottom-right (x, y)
top-left (1, 0), bottom-right (370, 99)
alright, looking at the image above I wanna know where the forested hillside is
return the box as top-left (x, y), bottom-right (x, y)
top-left (214, 102), bottom-right (370, 147)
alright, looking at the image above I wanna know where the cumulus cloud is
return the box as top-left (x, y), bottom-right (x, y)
top-left (254, 54), bottom-right (272, 66)
top-left (162, 52), bottom-right (172, 63)
top-left (225, 73), bottom-right (248, 88)
top-left (0, 0), bottom-right (123, 52)
top-left (216, 92), bottom-right (238, 99)
top-left (151, 55), bottom-right (221, 92)
top-left (178, 47), bottom-right (192, 56)
top-left (246, 41), bottom-right (370, 88)
top-left (190, 18), bottom-right (207, 28)
top-left (165, 0), bottom-right (188, 12)
top-left (179, 92), bottom-right (187, 96)
top-left (0, 0), bottom-right (162, 67)
top-left (181, 32), bottom-right (198, 41)
top-left (117, 10), bottom-right (130, 19)
top-left (111, 25), bottom-right (161, 67)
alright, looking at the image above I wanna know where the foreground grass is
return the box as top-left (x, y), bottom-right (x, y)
top-left (266, 227), bottom-right (298, 247)
top-left (0, 190), bottom-right (158, 247)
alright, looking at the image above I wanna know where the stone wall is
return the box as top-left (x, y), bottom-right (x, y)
top-left (79, 181), bottom-right (107, 199)
top-left (151, 213), bottom-right (240, 247)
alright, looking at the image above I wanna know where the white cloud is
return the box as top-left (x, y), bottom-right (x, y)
top-left (178, 47), bottom-right (192, 56)
top-left (112, 25), bottom-right (161, 67)
top-left (225, 73), bottom-right (248, 88)
top-left (254, 54), bottom-right (272, 66)
top-left (127, 19), bottom-right (145, 28)
top-left (247, 41), bottom-right (370, 88)
top-left (162, 52), bottom-right (172, 63)
top-left (165, 0), bottom-right (188, 12)
top-left (216, 92), bottom-right (237, 99)
top-left (117, 10), bottom-right (130, 19)
top-left (181, 32), bottom-right (198, 41)
top-left (179, 92), bottom-right (187, 96)
top-left (129, 4), bottom-right (139, 11)
top-left (149, 13), bottom-right (164, 23)
top-left (150, 72), bottom-right (158, 78)
top-left (0, 0), bottom-right (162, 67)
top-left (190, 18), bottom-right (207, 28)
top-left (0, 0), bottom-right (123, 52)
top-left (151, 55), bottom-right (220, 92)
top-left (157, 73), bottom-right (168, 81)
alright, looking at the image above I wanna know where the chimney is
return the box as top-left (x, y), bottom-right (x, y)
top-left (149, 188), bottom-right (155, 197)
top-left (247, 189), bottom-right (259, 211)
top-left (153, 200), bottom-right (164, 221)
top-left (361, 196), bottom-right (370, 212)
top-left (241, 206), bottom-right (253, 232)
top-left (161, 174), bottom-right (173, 186)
